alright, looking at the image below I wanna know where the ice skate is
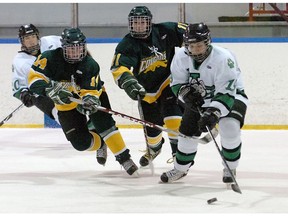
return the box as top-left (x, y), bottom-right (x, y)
top-left (223, 168), bottom-right (236, 188)
top-left (139, 148), bottom-right (161, 167)
top-left (96, 142), bottom-right (107, 165)
top-left (122, 159), bottom-right (139, 177)
top-left (160, 168), bottom-right (187, 183)
top-left (139, 138), bottom-right (164, 167)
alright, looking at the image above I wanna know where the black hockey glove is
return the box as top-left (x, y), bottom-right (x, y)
top-left (178, 84), bottom-right (204, 108)
top-left (198, 107), bottom-right (221, 132)
top-left (20, 89), bottom-right (36, 107)
top-left (45, 81), bottom-right (73, 105)
top-left (118, 72), bottom-right (146, 100)
top-left (76, 95), bottom-right (101, 116)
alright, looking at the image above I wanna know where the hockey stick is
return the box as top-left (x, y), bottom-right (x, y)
top-left (197, 107), bottom-right (242, 194)
top-left (69, 97), bottom-right (218, 144)
top-left (137, 96), bottom-right (154, 174)
top-left (0, 103), bottom-right (25, 127)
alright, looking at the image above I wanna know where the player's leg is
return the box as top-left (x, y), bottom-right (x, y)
top-left (138, 101), bottom-right (165, 167)
top-left (33, 95), bottom-right (59, 124)
top-left (87, 90), bottom-right (111, 165)
top-left (219, 99), bottom-right (247, 183)
top-left (58, 109), bottom-right (102, 152)
top-left (159, 86), bottom-right (182, 160)
top-left (160, 106), bottom-right (201, 183)
top-left (89, 100), bottom-right (138, 176)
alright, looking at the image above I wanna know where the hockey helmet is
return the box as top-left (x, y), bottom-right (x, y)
top-left (61, 27), bottom-right (87, 64)
top-left (18, 24), bottom-right (40, 55)
top-left (128, 6), bottom-right (152, 39)
top-left (183, 23), bottom-right (212, 62)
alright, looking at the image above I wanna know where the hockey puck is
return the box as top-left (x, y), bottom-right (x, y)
top-left (207, 197), bottom-right (217, 204)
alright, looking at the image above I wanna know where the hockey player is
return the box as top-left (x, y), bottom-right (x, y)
top-left (12, 24), bottom-right (61, 122)
top-left (160, 23), bottom-right (248, 184)
top-left (110, 6), bottom-right (187, 167)
top-left (12, 24), bottom-right (107, 166)
top-left (28, 27), bottom-right (139, 176)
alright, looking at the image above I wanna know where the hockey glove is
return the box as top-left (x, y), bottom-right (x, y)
top-left (118, 73), bottom-right (146, 100)
top-left (76, 95), bottom-right (101, 116)
top-left (45, 82), bottom-right (72, 105)
top-left (178, 84), bottom-right (204, 108)
top-left (198, 107), bottom-right (221, 132)
top-left (20, 88), bottom-right (36, 107)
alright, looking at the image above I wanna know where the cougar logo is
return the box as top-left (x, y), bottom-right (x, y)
top-left (139, 47), bottom-right (167, 73)
top-left (143, 60), bottom-right (167, 74)
top-left (148, 46), bottom-right (163, 57)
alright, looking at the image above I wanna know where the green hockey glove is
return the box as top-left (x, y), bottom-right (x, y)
top-left (76, 95), bottom-right (101, 116)
top-left (118, 73), bottom-right (146, 100)
top-left (45, 81), bottom-right (73, 105)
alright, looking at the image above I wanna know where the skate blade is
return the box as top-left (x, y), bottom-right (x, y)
top-left (131, 171), bottom-right (140, 178)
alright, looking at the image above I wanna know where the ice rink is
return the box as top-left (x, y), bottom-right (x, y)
top-left (0, 128), bottom-right (287, 214)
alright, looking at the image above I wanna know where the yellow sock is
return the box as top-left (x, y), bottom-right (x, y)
top-left (87, 131), bottom-right (101, 151)
top-left (104, 130), bottom-right (126, 154)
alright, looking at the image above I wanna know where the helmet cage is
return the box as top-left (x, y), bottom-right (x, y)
top-left (183, 23), bottom-right (211, 62)
top-left (185, 38), bottom-right (211, 62)
top-left (61, 28), bottom-right (87, 64)
top-left (128, 16), bottom-right (152, 38)
top-left (62, 43), bottom-right (87, 64)
top-left (18, 24), bottom-right (40, 54)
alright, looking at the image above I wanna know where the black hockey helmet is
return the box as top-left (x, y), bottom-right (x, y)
top-left (18, 24), bottom-right (39, 39)
top-left (183, 23), bottom-right (212, 62)
top-left (128, 6), bottom-right (153, 38)
top-left (61, 27), bottom-right (87, 64)
top-left (18, 24), bottom-right (40, 54)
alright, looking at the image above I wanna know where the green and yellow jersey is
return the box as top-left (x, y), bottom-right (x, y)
top-left (28, 48), bottom-right (103, 111)
top-left (111, 22), bottom-right (187, 103)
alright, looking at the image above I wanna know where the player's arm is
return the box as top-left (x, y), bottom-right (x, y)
top-left (28, 54), bottom-right (50, 96)
top-left (12, 62), bottom-right (31, 99)
top-left (76, 62), bottom-right (102, 115)
top-left (110, 50), bottom-right (146, 100)
top-left (12, 58), bottom-right (38, 107)
top-left (209, 58), bottom-right (238, 117)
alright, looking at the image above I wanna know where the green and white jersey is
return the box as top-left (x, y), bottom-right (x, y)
top-left (28, 48), bottom-right (102, 111)
top-left (111, 22), bottom-right (187, 103)
top-left (171, 45), bottom-right (242, 117)
top-left (12, 35), bottom-right (61, 99)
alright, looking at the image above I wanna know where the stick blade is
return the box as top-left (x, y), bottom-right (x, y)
top-left (231, 183), bottom-right (242, 194)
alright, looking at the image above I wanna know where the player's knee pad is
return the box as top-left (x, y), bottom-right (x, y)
top-left (164, 116), bottom-right (181, 139)
top-left (68, 131), bottom-right (93, 151)
top-left (177, 135), bottom-right (198, 154)
top-left (219, 117), bottom-right (241, 149)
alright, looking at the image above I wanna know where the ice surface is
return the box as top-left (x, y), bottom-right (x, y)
top-left (0, 128), bottom-right (287, 214)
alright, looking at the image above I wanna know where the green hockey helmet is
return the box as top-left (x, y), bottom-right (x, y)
top-left (18, 24), bottom-right (40, 55)
top-left (183, 23), bottom-right (212, 62)
top-left (61, 27), bottom-right (87, 64)
top-left (128, 6), bottom-right (152, 39)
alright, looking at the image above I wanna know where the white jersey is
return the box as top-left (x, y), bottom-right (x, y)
top-left (171, 45), bottom-right (242, 117)
top-left (12, 35), bottom-right (61, 98)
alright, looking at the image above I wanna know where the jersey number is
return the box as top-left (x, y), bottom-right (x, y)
top-left (33, 55), bottom-right (47, 70)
